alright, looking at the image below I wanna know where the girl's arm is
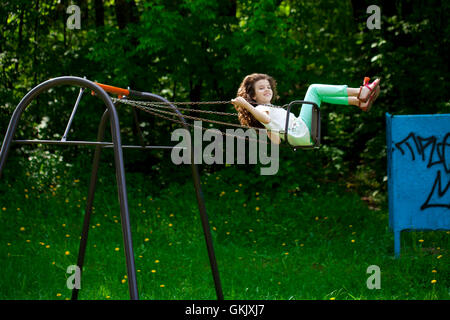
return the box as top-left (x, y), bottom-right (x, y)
top-left (231, 97), bottom-right (271, 124)
top-left (267, 131), bottom-right (281, 145)
top-left (231, 97), bottom-right (280, 144)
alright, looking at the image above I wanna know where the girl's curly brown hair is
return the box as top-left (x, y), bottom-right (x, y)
top-left (234, 73), bottom-right (278, 128)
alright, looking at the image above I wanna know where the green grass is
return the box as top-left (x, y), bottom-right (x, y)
top-left (0, 156), bottom-right (448, 300)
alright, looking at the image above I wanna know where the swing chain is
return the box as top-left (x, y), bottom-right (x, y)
top-left (116, 99), bottom-right (250, 129)
top-left (115, 98), bottom-right (239, 117)
top-left (112, 98), bottom-right (287, 116)
top-left (113, 98), bottom-right (291, 148)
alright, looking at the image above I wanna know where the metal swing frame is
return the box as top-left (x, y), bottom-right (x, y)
top-left (0, 76), bottom-right (223, 300)
top-left (284, 100), bottom-right (321, 151)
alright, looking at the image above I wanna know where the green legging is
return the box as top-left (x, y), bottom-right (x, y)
top-left (299, 84), bottom-right (348, 131)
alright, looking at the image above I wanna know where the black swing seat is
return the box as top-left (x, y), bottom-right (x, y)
top-left (283, 100), bottom-right (321, 151)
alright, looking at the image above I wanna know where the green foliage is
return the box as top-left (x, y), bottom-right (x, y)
top-left (0, 1), bottom-right (449, 300)
top-left (2, 1), bottom-right (447, 195)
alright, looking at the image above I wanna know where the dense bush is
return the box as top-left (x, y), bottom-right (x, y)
top-left (1, 0), bottom-right (449, 202)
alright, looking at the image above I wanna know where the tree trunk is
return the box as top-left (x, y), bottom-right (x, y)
top-left (114, 0), bottom-right (145, 145)
top-left (189, 77), bottom-right (203, 102)
top-left (115, 0), bottom-right (129, 30)
top-left (95, 0), bottom-right (104, 27)
top-left (33, 0), bottom-right (40, 84)
top-left (79, 0), bottom-right (89, 28)
top-left (115, 0), bottom-right (139, 29)
top-left (15, 9), bottom-right (25, 73)
top-left (218, 0), bottom-right (237, 16)
top-left (60, 0), bottom-right (67, 47)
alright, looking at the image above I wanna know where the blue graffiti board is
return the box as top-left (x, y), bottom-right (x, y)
top-left (386, 113), bottom-right (450, 257)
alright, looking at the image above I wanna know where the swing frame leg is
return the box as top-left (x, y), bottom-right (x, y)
top-left (129, 91), bottom-right (224, 300)
top-left (0, 77), bottom-right (139, 300)
top-left (72, 109), bottom-right (109, 300)
top-left (73, 108), bottom-right (139, 300)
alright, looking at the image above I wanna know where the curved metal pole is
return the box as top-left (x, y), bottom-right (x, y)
top-left (72, 109), bottom-right (109, 300)
top-left (285, 100), bottom-right (320, 150)
top-left (0, 76), bottom-right (139, 300)
top-left (128, 92), bottom-right (224, 300)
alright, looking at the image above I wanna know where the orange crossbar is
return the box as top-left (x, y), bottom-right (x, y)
top-left (94, 82), bottom-right (130, 96)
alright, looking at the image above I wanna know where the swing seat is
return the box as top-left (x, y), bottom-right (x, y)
top-left (283, 100), bottom-right (321, 151)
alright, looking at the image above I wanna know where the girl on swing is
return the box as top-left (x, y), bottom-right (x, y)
top-left (231, 73), bottom-right (380, 146)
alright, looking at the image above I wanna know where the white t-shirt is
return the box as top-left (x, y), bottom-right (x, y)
top-left (255, 105), bottom-right (311, 146)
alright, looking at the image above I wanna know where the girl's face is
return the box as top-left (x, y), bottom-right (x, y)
top-left (252, 79), bottom-right (273, 104)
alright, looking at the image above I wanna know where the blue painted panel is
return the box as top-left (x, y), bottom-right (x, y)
top-left (386, 113), bottom-right (450, 234)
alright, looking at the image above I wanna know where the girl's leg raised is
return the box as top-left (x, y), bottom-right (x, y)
top-left (299, 84), bottom-right (349, 131)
